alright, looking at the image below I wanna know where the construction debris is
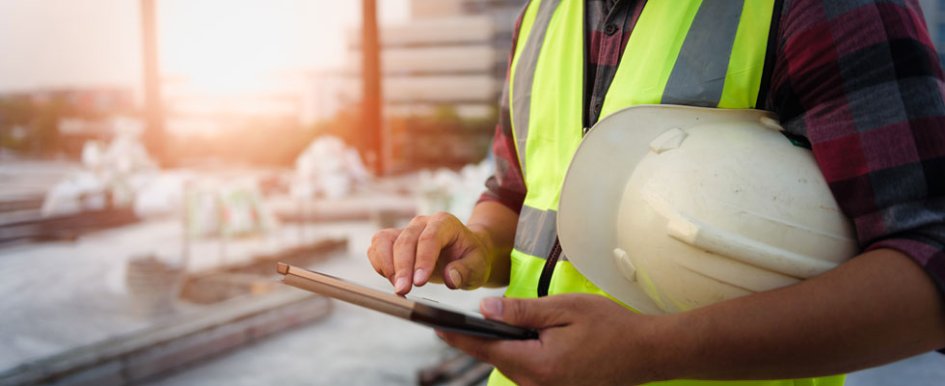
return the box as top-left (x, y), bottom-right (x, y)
top-left (291, 136), bottom-right (371, 201)
top-left (184, 179), bottom-right (278, 239)
top-left (416, 157), bottom-right (493, 221)
top-left (42, 120), bottom-right (157, 218)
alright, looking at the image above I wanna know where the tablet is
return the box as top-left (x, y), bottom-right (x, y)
top-left (276, 263), bottom-right (538, 340)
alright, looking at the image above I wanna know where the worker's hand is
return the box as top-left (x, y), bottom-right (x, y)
top-left (367, 212), bottom-right (497, 295)
top-left (437, 294), bottom-right (668, 386)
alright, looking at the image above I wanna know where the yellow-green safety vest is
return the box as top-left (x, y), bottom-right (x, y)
top-left (491, 0), bottom-right (845, 385)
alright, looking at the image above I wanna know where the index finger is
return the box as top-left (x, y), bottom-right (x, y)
top-left (392, 216), bottom-right (428, 294)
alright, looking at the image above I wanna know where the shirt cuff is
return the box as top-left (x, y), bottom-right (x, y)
top-left (865, 238), bottom-right (945, 298)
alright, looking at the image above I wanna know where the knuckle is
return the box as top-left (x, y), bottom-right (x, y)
top-left (509, 301), bottom-right (528, 322)
top-left (393, 233), bottom-right (413, 249)
top-left (417, 230), bottom-right (438, 244)
top-left (431, 211), bottom-right (453, 222)
top-left (371, 229), bottom-right (397, 244)
top-left (408, 215), bottom-right (429, 226)
top-left (370, 231), bottom-right (383, 243)
top-left (400, 222), bottom-right (425, 239)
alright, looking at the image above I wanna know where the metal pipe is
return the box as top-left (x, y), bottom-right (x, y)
top-left (140, 0), bottom-right (166, 166)
top-left (361, 0), bottom-right (384, 175)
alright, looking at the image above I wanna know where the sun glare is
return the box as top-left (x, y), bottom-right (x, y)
top-left (159, 0), bottom-right (302, 96)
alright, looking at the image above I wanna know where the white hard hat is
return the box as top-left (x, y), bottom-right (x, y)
top-left (557, 105), bottom-right (858, 314)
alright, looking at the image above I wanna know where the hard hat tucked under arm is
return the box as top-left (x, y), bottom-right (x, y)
top-left (770, 0), bottom-right (945, 300)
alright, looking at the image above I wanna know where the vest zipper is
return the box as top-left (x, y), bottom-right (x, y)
top-left (537, 237), bottom-right (562, 297)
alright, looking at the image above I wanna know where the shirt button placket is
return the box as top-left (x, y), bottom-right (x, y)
top-left (604, 23), bottom-right (618, 36)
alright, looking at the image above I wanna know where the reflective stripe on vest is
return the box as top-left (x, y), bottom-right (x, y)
top-left (494, 1), bottom-right (846, 385)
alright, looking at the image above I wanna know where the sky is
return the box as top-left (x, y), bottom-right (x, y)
top-left (0, 0), bottom-right (408, 94)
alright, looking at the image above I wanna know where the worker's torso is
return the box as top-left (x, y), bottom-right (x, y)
top-left (492, 1), bottom-right (845, 385)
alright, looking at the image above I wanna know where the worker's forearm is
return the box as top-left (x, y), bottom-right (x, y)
top-left (466, 200), bottom-right (517, 287)
top-left (655, 248), bottom-right (945, 381)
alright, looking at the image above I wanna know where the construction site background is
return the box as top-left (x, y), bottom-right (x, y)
top-left (1, 1), bottom-right (944, 385)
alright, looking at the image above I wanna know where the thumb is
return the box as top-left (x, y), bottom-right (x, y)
top-left (442, 254), bottom-right (490, 290)
top-left (480, 296), bottom-right (573, 329)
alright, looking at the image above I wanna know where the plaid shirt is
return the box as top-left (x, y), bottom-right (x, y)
top-left (480, 0), bottom-right (945, 296)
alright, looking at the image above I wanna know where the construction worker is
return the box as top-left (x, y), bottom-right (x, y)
top-left (367, 0), bottom-right (945, 385)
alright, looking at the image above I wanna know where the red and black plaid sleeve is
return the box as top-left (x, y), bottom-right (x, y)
top-left (477, 3), bottom-right (528, 214)
top-left (769, 0), bottom-right (945, 293)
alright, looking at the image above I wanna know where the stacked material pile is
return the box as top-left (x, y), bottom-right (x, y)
top-left (415, 157), bottom-right (493, 221)
top-left (291, 136), bottom-right (371, 201)
top-left (41, 119), bottom-right (158, 217)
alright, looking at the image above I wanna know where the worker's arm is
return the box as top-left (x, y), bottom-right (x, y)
top-left (366, 200), bottom-right (517, 294)
top-left (438, 248), bottom-right (945, 385)
top-left (663, 248), bottom-right (945, 380)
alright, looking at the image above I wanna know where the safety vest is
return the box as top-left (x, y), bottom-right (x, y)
top-left (492, 1), bottom-right (846, 385)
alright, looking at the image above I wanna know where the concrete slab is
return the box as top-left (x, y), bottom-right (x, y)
top-left (0, 215), bottom-right (367, 374)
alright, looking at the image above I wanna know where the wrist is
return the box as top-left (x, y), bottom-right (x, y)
top-left (466, 223), bottom-right (497, 262)
top-left (466, 222), bottom-right (510, 286)
top-left (637, 312), bottom-right (697, 383)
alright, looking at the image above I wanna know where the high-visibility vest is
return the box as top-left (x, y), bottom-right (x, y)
top-left (491, 1), bottom-right (846, 385)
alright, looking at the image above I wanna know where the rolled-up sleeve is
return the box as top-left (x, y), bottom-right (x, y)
top-left (770, 0), bottom-right (945, 294)
top-left (478, 5), bottom-right (528, 214)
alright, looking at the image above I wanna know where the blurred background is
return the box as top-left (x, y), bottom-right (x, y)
top-left (0, 0), bottom-right (944, 385)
